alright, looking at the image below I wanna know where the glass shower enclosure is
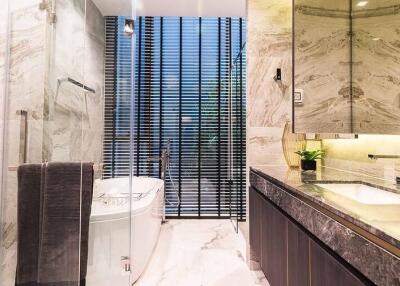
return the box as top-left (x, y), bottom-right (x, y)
top-left (0, 0), bottom-right (136, 285)
top-left (229, 42), bottom-right (246, 233)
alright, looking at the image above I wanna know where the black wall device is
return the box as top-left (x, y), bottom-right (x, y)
top-left (276, 68), bottom-right (281, 81)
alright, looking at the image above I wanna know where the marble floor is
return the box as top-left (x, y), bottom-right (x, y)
top-left (134, 219), bottom-right (269, 286)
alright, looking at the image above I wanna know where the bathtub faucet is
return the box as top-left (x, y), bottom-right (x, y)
top-left (146, 156), bottom-right (163, 162)
top-left (145, 149), bottom-right (169, 181)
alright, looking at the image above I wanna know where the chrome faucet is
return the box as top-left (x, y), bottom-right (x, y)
top-left (368, 154), bottom-right (400, 160)
top-left (145, 151), bottom-right (169, 180)
top-left (368, 154), bottom-right (400, 184)
top-left (145, 140), bottom-right (171, 180)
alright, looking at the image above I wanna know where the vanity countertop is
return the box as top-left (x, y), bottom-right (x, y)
top-left (250, 165), bottom-right (400, 250)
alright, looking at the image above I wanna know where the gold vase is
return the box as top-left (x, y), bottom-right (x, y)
top-left (282, 121), bottom-right (306, 168)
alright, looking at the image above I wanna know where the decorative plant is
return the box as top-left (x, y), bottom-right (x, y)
top-left (294, 150), bottom-right (324, 161)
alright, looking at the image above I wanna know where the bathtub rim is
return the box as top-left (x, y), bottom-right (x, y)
top-left (90, 176), bottom-right (164, 222)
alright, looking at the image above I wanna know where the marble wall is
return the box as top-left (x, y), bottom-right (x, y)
top-left (323, 135), bottom-right (400, 183)
top-left (293, 0), bottom-right (400, 134)
top-left (293, 0), bottom-right (351, 133)
top-left (247, 0), bottom-right (292, 168)
top-left (246, 5), bottom-right (400, 279)
top-left (0, 3), bottom-right (9, 283)
top-left (246, 1), bottom-right (400, 193)
top-left (300, 1), bottom-right (400, 182)
top-left (322, 1), bottom-right (400, 184)
top-left (246, 0), bottom-right (292, 268)
top-left (0, 0), bottom-right (104, 284)
top-left (0, 0), bottom-right (9, 217)
top-left (352, 0), bottom-right (400, 134)
top-left (44, 0), bottom-right (104, 165)
top-left (245, 4), bottom-right (400, 285)
top-left (1, 2), bottom-right (47, 284)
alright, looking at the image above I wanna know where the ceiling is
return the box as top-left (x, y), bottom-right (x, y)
top-left (92, 0), bottom-right (246, 17)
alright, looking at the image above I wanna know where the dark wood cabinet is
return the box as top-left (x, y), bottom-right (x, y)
top-left (262, 198), bottom-right (287, 286)
top-left (310, 239), bottom-right (367, 286)
top-left (260, 193), bottom-right (270, 274)
top-left (249, 187), bottom-right (372, 286)
top-left (287, 220), bottom-right (310, 286)
top-left (249, 189), bottom-right (261, 260)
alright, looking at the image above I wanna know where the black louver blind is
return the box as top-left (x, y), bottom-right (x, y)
top-left (104, 16), bottom-right (246, 218)
top-left (103, 17), bottom-right (132, 178)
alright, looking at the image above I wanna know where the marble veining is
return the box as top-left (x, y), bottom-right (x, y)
top-left (352, 2), bottom-right (400, 134)
top-left (294, 0), bottom-right (400, 134)
top-left (246, 0), bottom-right (293, 267)
top-left (251, 165), bottom-right (400, 248)
top-left (44, 0), bottom-right (104, 164)
top-left (0, 0), bottom-right (9, 252)
top-left (135, 220), bottom-right (269, 286)
top-left (247, 0), bottom-right (292, 167)
top-left (294, 0), bottom-right (351, 133)
top-left (250, 167), bottom-right (400, 286)
top-left (0, 0), bottom-right (104, 284)
top-left (1, 2), bottom-right (46, 284)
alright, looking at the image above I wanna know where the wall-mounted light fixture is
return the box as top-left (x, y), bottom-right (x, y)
top-left (357, 1), bottom-right (368, 7)
top-left (124, 19), bottom-right (134, 35)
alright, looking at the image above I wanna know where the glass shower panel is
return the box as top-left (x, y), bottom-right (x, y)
top-left (130, 2), bottom-right (137, 285)
top-left (0, 0), bottom-right (11, 284)
top-left (44, 0), bottom-right (96, 284)
top-left (229, 57), bottom-right (239, 232)
top-left (1, 0), bottom-right (136, 285)
top-left (1, 0), bottom-right (138, 283)
top-left (229, 43), bottom-right (246, 233)
top-left (0, 0), bottom-right (85, 284)
top-left (83, 1), bottom-right (135, 286)
top-left (85, 13), bottom-right (133, 286)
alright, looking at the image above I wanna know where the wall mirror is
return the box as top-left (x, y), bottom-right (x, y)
top-left (293, 0), bottom-right (400, 134)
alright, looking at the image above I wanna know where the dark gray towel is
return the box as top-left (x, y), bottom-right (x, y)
top-left (37, 162), bottom-right (93, 286)
top-left (16, 164), bottom-right (43, 286)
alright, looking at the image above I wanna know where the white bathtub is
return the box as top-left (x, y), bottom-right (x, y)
top-left (86, 177), bottom-right (164, 285)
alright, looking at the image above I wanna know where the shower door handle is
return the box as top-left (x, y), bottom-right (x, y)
top-left (17, 110), bottom-right (28, 164)
top-left (120, 256), bottom-right (131, 274)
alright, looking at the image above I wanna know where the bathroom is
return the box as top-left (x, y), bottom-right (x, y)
top-left (0, 0), bottom-right (399, 285)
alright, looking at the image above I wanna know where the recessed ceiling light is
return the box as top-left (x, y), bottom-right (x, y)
top-left (357, 1), bottom-right (368, 7)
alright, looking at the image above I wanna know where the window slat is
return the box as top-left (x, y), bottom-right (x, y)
top-left (103, 16), bottom-right (246, 219)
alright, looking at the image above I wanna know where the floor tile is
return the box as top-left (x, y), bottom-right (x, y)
top-left (134, 219), bottom-right (268, 286)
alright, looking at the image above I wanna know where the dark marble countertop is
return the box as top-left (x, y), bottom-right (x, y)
top-left (250, 165), bottom-right (400, 250)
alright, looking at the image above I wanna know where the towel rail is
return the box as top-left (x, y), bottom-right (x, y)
top-left (8, 163), bottom-right (104, 172)
top-left (17, 110), bottom-right (28, 164)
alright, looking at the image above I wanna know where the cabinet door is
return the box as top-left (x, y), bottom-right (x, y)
top-left (287, 220), bottom-right (310, 286)
top-left (310, 239), bottom-right (368, 286)
top-left (260, 196), bottom-right (271, 275)
top-left (261, 198), bottom-right (288, 286)
top-left (249, 188), bottom-right (261, 260)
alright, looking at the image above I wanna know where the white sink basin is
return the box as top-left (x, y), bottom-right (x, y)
top-left (315, 183), bottom-right (400, 205)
